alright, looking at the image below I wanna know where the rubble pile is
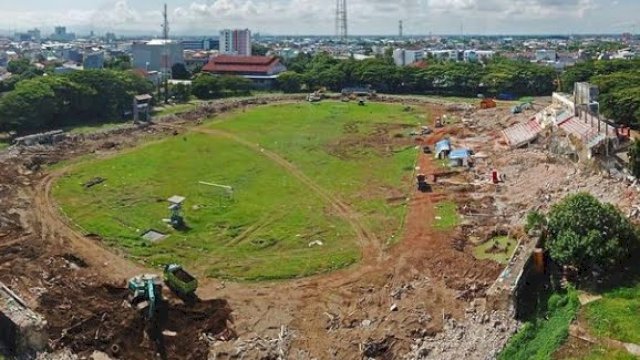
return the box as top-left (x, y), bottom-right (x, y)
top-left (211, 326), bottom-right (293, 360)
top-left (405, 304), bottom-right (518, 360)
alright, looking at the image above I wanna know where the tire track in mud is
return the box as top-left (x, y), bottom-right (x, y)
top-left (166, 124), bottom-right (384, 263)
top-left (34, 170), bottom-right (144, 281)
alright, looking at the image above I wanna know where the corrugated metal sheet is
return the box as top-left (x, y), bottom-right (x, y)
top-left (558, 117), bottom-right (615, 149)
top-left (449, 149), bottom-right (472, 160)
top-left (434, 139), bottom-right (451, 158)
top-left (502, 118), bottom-right (543, 148)
top-left (202, 55), bottom-right (281, 74)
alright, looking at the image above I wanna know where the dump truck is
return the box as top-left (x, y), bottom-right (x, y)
top-left (164, 264), bottom-right (198, 297)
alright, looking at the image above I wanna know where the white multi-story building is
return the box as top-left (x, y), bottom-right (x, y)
top-left (393, 49), bottom-right (424, 66)
top-left (219, 29), bottom-right (252, 56)
top-left (463, 50), bottom-right (495, 63)
top-left (427, 50), bottom-right (459, 62)
top-left (535, 49), bottom-right (557, 62)
top-left (132, 40), bottom-right (184, 73)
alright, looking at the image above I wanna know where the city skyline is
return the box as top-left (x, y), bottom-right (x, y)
top-left (1, 0), bottom-right (639, 37)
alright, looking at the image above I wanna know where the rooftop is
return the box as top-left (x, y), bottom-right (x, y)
top-left (202, 55), bottom-right (282, 74)
top-left (142, 39), bottom-right (179, 46)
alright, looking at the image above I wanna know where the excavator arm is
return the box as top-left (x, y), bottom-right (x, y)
top-left (146, 279), bottom-right (156, 319)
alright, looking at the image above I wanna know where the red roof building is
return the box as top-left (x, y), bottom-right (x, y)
top-left (202, 55), bottom-right (286, 77)
top-left (202, 55), bottom-right (287, 88)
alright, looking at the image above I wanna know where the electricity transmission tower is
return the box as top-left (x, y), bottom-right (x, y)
top-left (335, 0), bottom-right (348, 44)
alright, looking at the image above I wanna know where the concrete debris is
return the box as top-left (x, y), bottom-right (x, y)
top-left (325, 312), bottom-right (340, 331)
top-left (35, 349), bottom-right (79, 360)
top-left (362, 336), bottom-right (396, 358)
top-left (628, 205), bottom-right (640, 219)
top-left (0, 282), bottom-right (48, 355)
top-left (90, 351), bottom-right (114, 360)
top-left (308, 240), bottom-right (324, 247)
top-left (83, 177), bottom-right (106, 189)
top-left (13, 130), bottom-right (66, 147)
top-left (404, 308), bottom-right (518, 360)
top-left (215, 326), bottom-right (292, 360)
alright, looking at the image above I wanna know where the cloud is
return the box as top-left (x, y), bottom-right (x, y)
top-left (0, 0), bottom-right (627, 35)
top-left (424, 0), bottom-right (597, 18)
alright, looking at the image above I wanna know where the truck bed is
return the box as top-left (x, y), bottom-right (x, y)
top-left (172, 268), bottom-right (196, 283)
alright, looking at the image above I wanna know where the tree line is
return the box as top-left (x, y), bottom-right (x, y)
top-left (561, 59), bottom-right (640, 127)
top-left (276, 53), bottom-right (557, 97)
top-left (0, 70), bottom-right (154, 133)
top-left (0, 53), bottom-right (560, 133)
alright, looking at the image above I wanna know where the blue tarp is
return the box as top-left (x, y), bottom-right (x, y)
top-left (448, 149), bottom-right (472, 160)
top-left (434, 139), bottom-right (451, 158)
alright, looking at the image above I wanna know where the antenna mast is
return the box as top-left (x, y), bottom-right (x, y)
top-left (162, 3), bottom-right (170, 104)
top-left (336, 0), bottom-right (348, 44)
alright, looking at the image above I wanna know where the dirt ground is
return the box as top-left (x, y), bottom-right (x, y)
top-left (3, 95), bottom-right (620, 359)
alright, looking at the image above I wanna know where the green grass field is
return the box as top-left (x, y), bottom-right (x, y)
top-left (577, 346), bottom-right (638, 360)
top-left (53, 102), bottom-right (421, 280)
top-left (584, 284), bottom-right (640, 344)
top-left (474, 236), bottom-right (516, 264)
top-left (434, 201), bottom-right (459, 230)
top-left (154, 102), bottom-right (199, 117)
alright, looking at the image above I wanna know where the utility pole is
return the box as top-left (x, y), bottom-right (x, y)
top-left (162, 3), bottom-right (170, 104)
top-left (335, 0), bottom-right (348, 45)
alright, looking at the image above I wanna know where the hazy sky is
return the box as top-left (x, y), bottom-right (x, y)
top-left (1, 0), bottom-right (639, 35)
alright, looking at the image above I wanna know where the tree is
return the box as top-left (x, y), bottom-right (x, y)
top-left (219, 76), bottom-right (252, 96)
top-left (104, 55), bottom-right (132, 70)
top-left (192, 75), bottom-right (221, 99)
top-left (7, 59), bottom-right (33, 75)
top-left (172, 83), bottom-right (192, 103)
top-left (65, 70), bottom-right (153, 120)
top-left (545, 193), bottom-right (638, 273)
top-left (0, 69), bottom-right (153, 133)
top-left (629, 139), bottom-right (640, 178)
top-left (525, 210), bottom-right (547, 235)
top-left (599, 87), bottom-right (640, 127)
top-left (0, 80), bottom-right (56, 131)
top-left (251, 44), bottom-right (269, 56)
top-left (0, 76), bottom-right (90, 131)
top-left (171, 63), bottom-right (191, 80)
top-left (276, 71), bottom-right (303, 93)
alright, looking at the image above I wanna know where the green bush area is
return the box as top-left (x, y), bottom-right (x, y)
top-left (499, 289), bottom-right (580, 360)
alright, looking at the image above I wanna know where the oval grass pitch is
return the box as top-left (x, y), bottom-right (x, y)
top-left (53, 102), bottom-right (419, 281)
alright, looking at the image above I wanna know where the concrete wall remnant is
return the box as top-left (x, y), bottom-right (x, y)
top-left (12, 130), bottom-right (66, 147)
top-left (0, 282), bottom-right (47, 355)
